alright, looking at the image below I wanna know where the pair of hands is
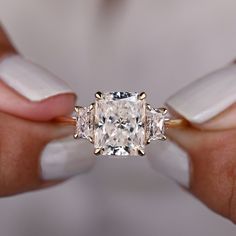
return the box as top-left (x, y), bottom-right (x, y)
top-left (1, 26), bottom-right (236, 223)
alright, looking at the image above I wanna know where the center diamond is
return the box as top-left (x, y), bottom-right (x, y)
top-left (94, 92), bottom-right (146, 156)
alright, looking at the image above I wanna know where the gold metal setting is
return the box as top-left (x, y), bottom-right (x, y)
top-left (159, 135), bottom-right (167, 141)
top-left (146, 139), bottom-right (151, 145)
top-left (94, 148), bottom-right (102, 156)
top-left (138, 149), bottom-right (145, 156)
top-left (89, 103), bottom-right (95, 111)
top-left (138, 92), bottom-right (146, 100)
top-left (146, 104), bottom-right (152, 111)
top-left (74, 106), bottom-right (80, 113)
top-left (95, 91), bottom-right (103, 100)
top-left (156, 107), bottom-right (168, 115)
top-left (164, 118), bottom-right (188, 128)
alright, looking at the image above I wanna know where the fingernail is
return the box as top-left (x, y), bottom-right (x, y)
top-left (40, 137), bottom-right (94, 180)
top-left (166, 64), bottom-right (236, 123)
top-left (0, 55), bottom-right (74, 102)
top-left (147, 140), bottom-right (190, 188)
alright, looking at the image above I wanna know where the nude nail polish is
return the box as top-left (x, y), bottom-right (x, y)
top-left (0, 55), bottom-right (74, 102)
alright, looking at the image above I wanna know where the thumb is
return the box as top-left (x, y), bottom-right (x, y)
top-left (0, 55), bottom-right (76, 121)
top-left (0, 55), bottom-right (94, 196)
top-left (163, 62), bottom-right (236, 222)
top-left (166, 62), bottom-right (236, 158)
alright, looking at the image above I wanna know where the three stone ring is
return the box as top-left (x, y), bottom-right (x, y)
top-left (55, 92), bottom-right (188, 156)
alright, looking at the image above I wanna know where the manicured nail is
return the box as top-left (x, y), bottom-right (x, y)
top-left (0, 55), bottom-right (74, 102)
top-left (40, 137), bottom-right (94, 180)
top-left (154, 63), bottom-right (236, 188)
top-left (147, 141), bottom-right (190, 187)
top-left (166, 64), bottom-right (236, 123)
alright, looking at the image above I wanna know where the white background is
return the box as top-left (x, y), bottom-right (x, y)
top-left (1, 0), bottom-right (236, 235)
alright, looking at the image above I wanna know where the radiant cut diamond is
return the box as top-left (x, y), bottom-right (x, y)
top-left (146, 107), bottom-right (166, 141)
top-left (94, 92), bottom-right (146, 156)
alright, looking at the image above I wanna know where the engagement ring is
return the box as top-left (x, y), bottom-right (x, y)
top-left (55, 92), bottom-right (187, 156)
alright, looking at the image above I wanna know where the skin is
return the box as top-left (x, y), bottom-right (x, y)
top-left (1, 25), bottom-right (236, 223)
top-left (0, 111), bottom-right (74, 196)
top-left (0, 25), bottom-right (76, 196)
top-left (167, 108), bottom-right (236, 223)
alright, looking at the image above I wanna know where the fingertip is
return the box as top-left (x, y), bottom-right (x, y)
top-left (198, 103), bottom-right (236, 131)
top-left (0, 55), bottom-right (77, 121)
top-left (28, 93), bottom-right (76, 121)
top-left (20, 93), bottom-right (76, 121)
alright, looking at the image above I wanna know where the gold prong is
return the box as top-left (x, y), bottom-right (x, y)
top-left (74, 106), bottom-right (80, 113)
top-left (159, 135), bottom-right (167, 141)
top-left (156, 107), bottom-right (168, 115)
top-left (89, 103), bottom-right (95, 111)
top-left (146, 139), bottom-right (151, 145)
top-left (88, 136), bottom-right (94, 143)
top-left (138, 92), bottom-right (146, 100)
top-left (146, 104), bottom-right (152, 111)
top-left (73, 133), bottom-right (79, 139)
top-left (138, 149), bottom-right (145, 156)
top-left (94, 148), bottom-right (102, 156)
top-left (95, 91), bottom-right (103, 100)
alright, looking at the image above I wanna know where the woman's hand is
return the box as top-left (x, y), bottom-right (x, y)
top-left (148, 62), bottom-right (236, 223)
top-left (0, 25), bottom-right (93, 196)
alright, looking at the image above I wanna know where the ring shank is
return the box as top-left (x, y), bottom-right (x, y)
top-left (53, 117), bottom-right (188, 128)
top-left (53, 117), bottom-right (76, 126)
top-left (164, 118), bottom-right (189, 128)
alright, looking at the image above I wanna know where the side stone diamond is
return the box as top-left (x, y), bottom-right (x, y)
top-left (146, 107), bottom-right (166, 142)
top-left (74, 106), bottom-right (94, 140)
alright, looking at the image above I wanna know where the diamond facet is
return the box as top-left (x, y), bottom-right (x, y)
top-left (94, 92), bottom-right (146, 156)
top-left (146, 107), bottom-right (166, 141)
